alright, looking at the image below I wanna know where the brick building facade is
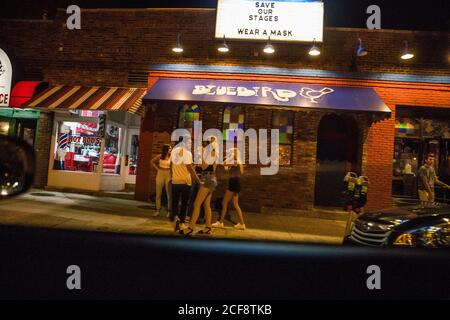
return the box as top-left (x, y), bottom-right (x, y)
top-left (0, 8), bottom-right (448, 212)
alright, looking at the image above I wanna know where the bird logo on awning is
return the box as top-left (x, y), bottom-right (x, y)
top-left (299, 87), bottom-right (334, 103)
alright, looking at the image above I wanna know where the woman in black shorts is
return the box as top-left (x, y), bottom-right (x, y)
top-left (181, 139), bottom-right (218, 235)
top-left (212, 148), bottom-right (245, 230)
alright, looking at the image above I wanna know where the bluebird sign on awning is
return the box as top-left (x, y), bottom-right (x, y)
top-left (144, 78), bottom-right (391, 115)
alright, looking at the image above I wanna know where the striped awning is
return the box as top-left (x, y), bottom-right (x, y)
top-left (22, 85), bottom-right (147, 116)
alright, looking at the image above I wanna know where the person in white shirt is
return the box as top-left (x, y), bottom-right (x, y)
top-left (170, 137), bottom-right (201, 231)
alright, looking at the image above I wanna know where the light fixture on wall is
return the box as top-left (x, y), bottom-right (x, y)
top-left (263, 37), bottom-right (275, 54)
top-left (218, 35), bottom-right (229, 53)
top-left (172, 33), bottom-right (183, 53)
top-left (356, 38), bottom-right (368, 57)
top-left (308, 38), bottom-right (320, 56)
top-left (401, 40), bottom-right (414, 60)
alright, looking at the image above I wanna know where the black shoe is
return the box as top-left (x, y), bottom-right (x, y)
top-left (169, 214), bottom-right (175, 222)
top-left (179, 227), bottom-right (194, 236)
top-left (197, 227), bottom-right (212, 235)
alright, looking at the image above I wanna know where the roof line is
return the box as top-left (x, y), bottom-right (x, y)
top-left (148, 64), bottom-right (450, 85)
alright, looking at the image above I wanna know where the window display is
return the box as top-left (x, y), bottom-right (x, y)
top-left (272, 110), bottom-right (294, 166)
top-left (128, 134), bottom-right (139, 175)
top-left (103, 124), bottom-right (122, 174)
top-left (178, 104), bottom-right (201, 132)
top-left (392, 138), bottom-right (419, 197)
top-left (393, 112), bottom-right (450, 198)
top-left (53, 121), bottom-right (100, 172)
top-left (422, 119), bottom-right (450, 138)
top-left (223, 106), bottom-right (244, 141)
top-left (393, 138), bottom-right (419, 177)
top-left (395, 117), bottom-right (420, 137)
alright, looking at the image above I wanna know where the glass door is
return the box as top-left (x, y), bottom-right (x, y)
top-left (423, 138), bottom-right (450, 203)
top-left (392, 138), bottom-right (421, 197)
top-left (125, 128), bottom-right (140, 185)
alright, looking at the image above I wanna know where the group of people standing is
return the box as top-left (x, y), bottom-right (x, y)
top-left (151, 137), bottom-right (246, 236)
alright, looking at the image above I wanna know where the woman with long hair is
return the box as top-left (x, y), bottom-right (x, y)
top-left (151, 144), bottom-right (172, 217)
top-left (212, 148), bottom-right (245, 230)
top-left (180, 138), bottom-right (218, 235)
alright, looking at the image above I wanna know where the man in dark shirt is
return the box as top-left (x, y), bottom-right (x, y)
top-left (418, 154), bottom-right (449, 206)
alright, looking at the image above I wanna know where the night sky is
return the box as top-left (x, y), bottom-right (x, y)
top-left (1, 0), bottom-right (449, 31)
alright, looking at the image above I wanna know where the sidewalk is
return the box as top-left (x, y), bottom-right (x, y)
top-left (0, 189), bottom-right (346, 245)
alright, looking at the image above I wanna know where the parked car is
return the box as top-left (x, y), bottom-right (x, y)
top-left (344, 204), bottom-right (450, 247)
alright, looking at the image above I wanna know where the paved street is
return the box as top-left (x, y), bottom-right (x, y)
top-left (0, 189), bottom-right (347, 244)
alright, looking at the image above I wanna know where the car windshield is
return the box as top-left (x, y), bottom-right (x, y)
top-left (1, 0), bottom-right (450, 302)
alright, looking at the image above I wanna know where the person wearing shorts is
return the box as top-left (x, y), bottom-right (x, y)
top-left (212, 148), bottom-right (246, 230)
top-left (181, 140), bottom-right (218, 235)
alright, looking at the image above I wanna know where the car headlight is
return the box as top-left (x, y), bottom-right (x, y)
top-left (393, 233), bottom-right (413, 246)
top-left (393, 223), bottom-right (449, 247)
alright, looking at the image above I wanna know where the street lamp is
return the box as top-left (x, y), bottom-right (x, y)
top-left (309, 38), bottom-right (320, 56)
top-left (263, 37), bottom-right (275, 54)
top-left (401, 40), bottom-right (414, 60)
top-left (218, 35), bottom-right (229, 53)
top-left (172, 33), bottom-right (183, 53)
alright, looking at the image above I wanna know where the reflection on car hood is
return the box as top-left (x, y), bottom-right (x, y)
top-left (360, 204), bottom-right (450, 225)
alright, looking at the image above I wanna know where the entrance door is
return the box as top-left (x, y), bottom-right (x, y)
top-left (314, 114), bottom-right (359, 207)
top-left (125, 128), bottom-right (140, 185)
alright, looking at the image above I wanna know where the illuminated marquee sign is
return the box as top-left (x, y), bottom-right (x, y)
top-left (0, 48), bottom-right (13, 107)
top-left (215, 0), bottom-right (324, 42)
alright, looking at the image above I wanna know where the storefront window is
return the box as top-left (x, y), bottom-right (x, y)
top-left (53, 121), bottom-right (100, 172)
top-left (0, 120), bottom-right (10, 135)
top-left (395, 117), bottom-right (420, 137)
top-left (422, 119), bottom-right (450, 138)
top-left (103, 124), bottom-right (122, 174)
top-left (393, 109), bottom-right (450, 198)
top-left (128, 134), bottom-right (139, 175)
top-left (178, 104), bottom-right (201, 131)
top-left (223, 106), bottom-right (245, 141)
top-left (392, 138), bottom-right (420, 197)
top-left (272, 110), bottom-right (294, 166)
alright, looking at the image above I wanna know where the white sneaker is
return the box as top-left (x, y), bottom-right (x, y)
top-left (211, 221), bottom-right (224, 228)
top-left (153, 210), bottom-right (160, 217)
top-left (234, 223), bottom-right (246, 230)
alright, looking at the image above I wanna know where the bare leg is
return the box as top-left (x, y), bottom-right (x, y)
top-left (203, 194), bottom-right (212, 228)
top-left (219, 190), bottom-right (233, 223)
top-left (189, 186), bottom-right (210, 229)
top-left (155, 171), bottom-right (164, 211)
top-left (232, 194), bottom-right (245, 225)
top-left (164, 174), bottom-right (172, 212)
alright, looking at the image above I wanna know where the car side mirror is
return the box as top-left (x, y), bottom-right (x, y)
top-left (0, 135), bottom-right (35, 199)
